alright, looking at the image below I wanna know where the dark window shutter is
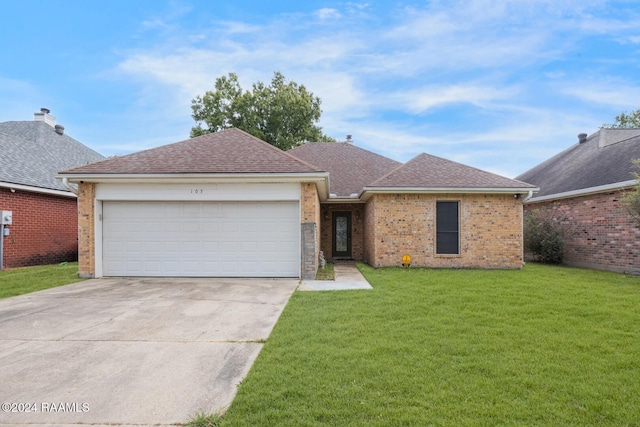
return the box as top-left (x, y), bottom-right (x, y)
top-left (436, 201), bottom-right (459, 254)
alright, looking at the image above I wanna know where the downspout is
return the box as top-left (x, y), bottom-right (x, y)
top-left (0, 224), bottom-right (4, 270)
top-left (523, 190), bottom-right (533, 203)
top-left (62, 177), bottom-right (78, 195)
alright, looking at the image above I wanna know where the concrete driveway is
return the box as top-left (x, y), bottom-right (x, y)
top-left (0, 277), bottom-right (298, 426)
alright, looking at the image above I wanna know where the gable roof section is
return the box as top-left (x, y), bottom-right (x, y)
top-left (366, 153), bottom-right (536, 194)
top-left (515, 128), bottom-right (640, 201)
top-left (61, 128), bottom-right (320, 175)
top-left (0, 120), bottom-right (104, 193)
top-left (289, 142), bottom-right (401, 197)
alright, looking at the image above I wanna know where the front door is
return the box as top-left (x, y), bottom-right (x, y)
top-left (333, 212), bottom-right (352, 258)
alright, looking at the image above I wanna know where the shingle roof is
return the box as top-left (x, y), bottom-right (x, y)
top-left (0, 121), bottom-right (104, 192)
top-left (288, 142), bottom-right (401, 196)
top-left (370, 153), bottom-right (536, 189)
top-left (62, 128), bottom-right (320, 175)
top-left (515, 128), bottom-right (640, 199)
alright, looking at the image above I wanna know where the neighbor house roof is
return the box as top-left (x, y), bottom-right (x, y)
top-left (0, 116), bottom-right (104, 194)
top-left (288, 142), bottom-right (401, 197)
top-left (516, 128), bottom-right (640, 201)
top-left (62, 128), bottom-right (320, 175)
top-left (366, 153), bottom-right (536, 193)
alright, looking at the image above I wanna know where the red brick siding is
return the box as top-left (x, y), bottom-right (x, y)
top-left (525, 191), bottom-right (640, 273)
top-left (0, 187), bottom-right (78, 268)
top-left (364, 193), bottom-right (523, 269)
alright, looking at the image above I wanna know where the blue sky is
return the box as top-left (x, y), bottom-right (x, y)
top-left (1, 0), bottom-right (639, 178)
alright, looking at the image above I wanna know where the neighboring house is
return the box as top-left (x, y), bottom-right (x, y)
top-left (0, 109), bottom-right (104, 269)
top-left (59, 128), bottom-right (536, 279)
top-left (516, 128), bottom-right (640, 274)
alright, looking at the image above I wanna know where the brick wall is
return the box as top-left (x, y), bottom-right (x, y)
top-left (525, 191), bottom-right (640, 273)
top-left (319, 203), bottom-right (365, 260)
top-left (0, 187), bottom-right (78, 268)
top-left (77, 183), bottom-right (96, 278)
top-left (364, 193), bottom-right (523, 269)
top-left (300, 183), bottom-right (321, 278)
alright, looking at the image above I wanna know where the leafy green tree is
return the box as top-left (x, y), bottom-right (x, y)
top-left (605, 108), bottom-right (640, 128)
top-left (191, 72), bottom-right (334, 150)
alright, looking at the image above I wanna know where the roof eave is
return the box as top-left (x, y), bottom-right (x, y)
top-left (525, 180), bottom-right (636, 204)
top-left (57, 172), bottom-right (330, 201)
top-left (0, 181), bottom-right (76, 198)
top-left (360, 186), bottom-right (540, 201)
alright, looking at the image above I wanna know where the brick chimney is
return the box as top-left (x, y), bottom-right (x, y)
top-left (34, 108), bottom-right (56, 127)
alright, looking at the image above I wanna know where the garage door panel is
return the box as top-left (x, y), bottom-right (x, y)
top-left (102, 201), bottom-right (299, 277)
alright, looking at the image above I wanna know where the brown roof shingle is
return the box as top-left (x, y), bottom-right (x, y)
top-left (61, 128), bottom-right (320, 175)
top-left (288, 142), bottom-right (401, 196)
top-left (370, 153), bottom-right (536, 189)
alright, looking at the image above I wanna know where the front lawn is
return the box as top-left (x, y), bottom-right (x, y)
top-left (220, 263), bottom-right (640, 426)
top-left (0, 262), bottom-right (82, 299)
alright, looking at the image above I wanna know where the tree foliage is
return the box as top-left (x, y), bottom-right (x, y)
top-left (622, 159), bottom-right (640, 227)
top-left (605, 108), bottom-right (640, 128)
top-left (523, 209), bottom-right (564, 264)
top-left (190, 72), bottom-right (334, 150)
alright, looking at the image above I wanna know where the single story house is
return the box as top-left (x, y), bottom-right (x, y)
top-left (0, 109), bottom-right (104, 269)
top-left (59, 128), bottom-right (537, 279)
top-left (516, 128), bottom-right (640, 274)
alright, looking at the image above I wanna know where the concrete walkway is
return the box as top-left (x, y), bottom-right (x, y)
top-left (298, 261), bottom-right (373, 291)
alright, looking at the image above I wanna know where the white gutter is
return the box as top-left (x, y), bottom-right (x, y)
top-left (523, 190), bottom-right (534, 203)
top-left (58, 172), bottom-right (329, 182)
top-left (526, 180), bottom-right (636, 204)
top-left (61, 177), bottom-right (78, 195)
top-left (0, 181), bottom-right (76, 198)
top-left (360, 186), bottom-right (539, 201)
top-left (57, 172), bottom-right (331, 201)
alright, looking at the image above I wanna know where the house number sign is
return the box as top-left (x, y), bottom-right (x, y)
top-left (190, 189), bottom-right (204, 194)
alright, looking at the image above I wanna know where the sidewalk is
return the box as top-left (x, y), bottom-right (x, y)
top-left (298, 261), bottom-right (373, 291)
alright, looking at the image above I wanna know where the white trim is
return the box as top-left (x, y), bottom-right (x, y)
top-left (58, 172), bottom-right (328, 182)
top-left (58, 172), bottom-right (329, 201)
top-left (525, 180), bottom-right (636, 204)
top-left (94, 201), bottom-right (103, 278)
top-left (0, 181), bottom-right (76, 198)
top-left (95, 182), bottom-right (301, 202)
top-left (360, 186), bottom-right (539, 200)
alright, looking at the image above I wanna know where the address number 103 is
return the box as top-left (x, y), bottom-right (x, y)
top-left (190, 189), bottom-right (204, 194)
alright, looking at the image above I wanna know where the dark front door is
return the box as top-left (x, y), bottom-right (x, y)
top-left (333, 212), bottom-right (352, 258)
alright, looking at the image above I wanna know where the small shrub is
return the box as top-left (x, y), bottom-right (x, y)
top-left (524, 209), bottom-right (564, 264)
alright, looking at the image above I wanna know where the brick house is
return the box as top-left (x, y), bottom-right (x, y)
top-left (59, 128), bottom-right (536, 279)
top-left (516, 128), bottom-right (640, 274)
top-left (0, 109), bottom-right (104, 269)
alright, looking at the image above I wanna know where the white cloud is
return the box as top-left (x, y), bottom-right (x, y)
top-left (397, 84), bottom-right (519, 114)
top-left (104, 0), bottom-right (639, 174)
top-left (315, 8), bottom-right (341, 20)
top-left (562, 81), bottom-right (640, 108)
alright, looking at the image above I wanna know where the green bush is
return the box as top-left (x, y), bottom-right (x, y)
top-left (524, 209), bottom-right (564, 264)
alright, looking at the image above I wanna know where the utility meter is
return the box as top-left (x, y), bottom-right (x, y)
top-left (1, 210), bottom-right (12, 225)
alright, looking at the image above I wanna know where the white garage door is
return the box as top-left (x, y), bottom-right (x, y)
top-left (102, 201), bottom-right (300, 277)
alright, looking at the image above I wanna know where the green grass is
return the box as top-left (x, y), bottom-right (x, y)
top-left (185, 412), bottom-right (223, 427)
top-left (0, 262), bottom-right (82, 299)
top-left (315, 262), bottom-right (335, 280)
top-left (220, 263), bottom-right (640, 426)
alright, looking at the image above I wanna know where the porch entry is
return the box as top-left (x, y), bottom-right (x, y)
top-left (332, 212), bottom-right (352, 258)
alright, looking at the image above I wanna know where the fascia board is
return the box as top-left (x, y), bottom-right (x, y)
top-left (0, 181), bottom-right (76, 198)
top-left (360, 186), bottom-right (540, 200)
top-left (525, 180), bottom-right (636, 204)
